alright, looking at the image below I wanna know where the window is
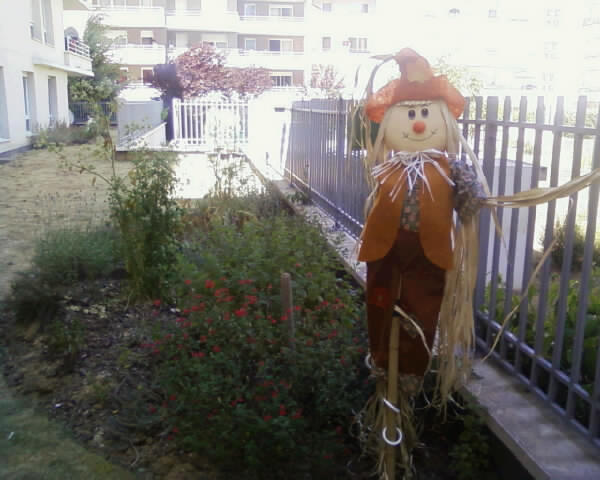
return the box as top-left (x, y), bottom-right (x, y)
top-left (349, 37), bottom-right (368, 51)
top-left (322, 36), bottom-right (331, 51)
top-left (269, 5), bottom-right (293, 17)
top-left (107, 30), bottom-right (127, 46)
top-left (41, 0), bottom-right (54, 44)
top-left (269, 39), bottom-right (293, 52)
top-left (488, 9), bottom-right (497, 18)
top-left (361, 3), bottom-right (369, 13)
top-left (30, 0), bottom-right (42, 40)
top-left (322, 2), bottom-right (332, 12)
top-left (141, 30), bottom-right (154, 46)
top-left (48, 76), bottom-right (57, 126)
top-left (203, 41), bottom-right (227, 49)
top-left (0, 68), bottom-right (9, 141)
top-left (271, 74), bottom-right (292, 87)
top-left (544, 41), bottom-right (558, 59)
top-left (244, 38), bottom-right (257, 50)
top-left (22, 74), bottom-right (34, 133)
top-left (545, 8), bottom-right (560, 27)
top-left (142, 68), bottom-right (154, 84)
top-left (244, 3), bottom-right (256, 16)
top-left (119, 67), bottom-right (129, 83)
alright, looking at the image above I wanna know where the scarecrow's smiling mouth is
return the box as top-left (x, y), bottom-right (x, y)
top-left (402, 130), bottom-right (438, 142)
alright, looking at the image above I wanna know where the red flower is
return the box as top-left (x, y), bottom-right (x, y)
top-left (172, 427), bottom-right (179, 434)
top-left (245, 295), bottom-right (257, 305)
top-left (328, 330), bottom-right (338, 339)
top-left (148, 405), bottom-right (157, 414)
top-left (271, 319), bottom-right (277, 325)
top-left (153, 299), bottom-right (161, 307)
top-left (271, 390), bottom-right (279, 399)
top-left (306, 339), bottom-right (313, 346)
top-left (215, 288), bottom-right (229, 298)
top-left (152, 310), bottom-right (159, 317)
top-left (295, 263), bottom-right (301, 268)
top-left (324, 453), bottom-right (332, 460)
top-left (224, 312), bottom-right (230, 321)
top-left (183, 308), bottom-right (191, 315)
top-left (336, 426), bottom-right (343, 435)
top-left (169, 394), bottom-right (177, 402)
top-left (212, 345), bottom-right (221, 353)
top-left (306, 272), bottom-right (313, 278)
top-left (235, 308), bottom-right (247, 317)
top-left (205, 279), bottom-right (215, 289)
top-left (191, 303), bottom-right (205, 312)
top-left (247, 336), bottom-right (256, 344)
top-left (199, 335), bottom-right (207, 343)
top-left (279, 404), bottom-right (287, 416)
top-left (206, 318), bottom-right (213, 325)
top-left (257, 360), bottom-right (265, 367)
top-left (184, 279), bottom-right (192, 285)
top-left (263, 415), bottom-right (272, 422)
top-left (294, 305), bottom-right (302, 312)
top-left (176, 317), bottom-right (185, 324)
top-left (280, 314), bottom-right (288, 322)
top-left (292, 409), bottom-right (303, 419)
top-left (191, 351), bottom-right (205, 358)
top-left (183, 333), bottom-right (189, 340)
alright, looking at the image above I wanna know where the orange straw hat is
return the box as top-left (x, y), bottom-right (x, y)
top-left (365, 48), bottom-right (465, 123)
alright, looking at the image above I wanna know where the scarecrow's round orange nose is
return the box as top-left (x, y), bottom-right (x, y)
top-left (412, 121), bottom-right (426, 134)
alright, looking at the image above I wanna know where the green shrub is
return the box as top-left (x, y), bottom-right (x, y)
top-left (149, 195), bottom-right (367, 478)
top-left (9, 272), bottom-right (62, 327)
top-left (32, 121), bottom-right (96, 148)
top-left (46, 316), bottom-right (86, 370)
top-left (109, 149), bottom-right (183, 300)
top-left (152, 274), bottom-right (367, 479)
top-left (449, 408), bottom-right (495, 480)
top-left (549, 218), bottom-right (600, 271)
top-left (32, 226), bottom-right (120, 286)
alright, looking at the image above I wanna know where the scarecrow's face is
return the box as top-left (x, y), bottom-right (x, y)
top-left (383, 100), bottom-right (448, 152)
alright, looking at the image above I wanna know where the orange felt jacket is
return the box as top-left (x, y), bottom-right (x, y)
top-left (358, 156), bottom-right (454, 270)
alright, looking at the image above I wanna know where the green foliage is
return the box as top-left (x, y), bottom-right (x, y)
top-left (32, 122), bottom-right (97, 149)
top-left (484, 274), bottom-right (600, 395)
top-left (68, 15), bottom-right (122, 105)
top-left (449, 408), bottom-right (495, 480)
top-left (9, 273), bottom-right (62, 327)
top-left (46, 317), bottom-right (86, 370)
top-left (432, 56), bottom-right (482, 97)
top-left (549, 218), bottom-right (600, 271)
top-left (148, 183), bottom-right (367, 478)
top-left (109, 149), bottom-right (183, 300)
top-left (32, 227), bottom-right (120, 286)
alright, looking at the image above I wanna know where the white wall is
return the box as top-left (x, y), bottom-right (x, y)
top-left (0, 0), bottom-right (72, 154)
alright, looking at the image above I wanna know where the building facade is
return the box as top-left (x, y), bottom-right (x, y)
top-left (0, 0), bottom-right (93, 155)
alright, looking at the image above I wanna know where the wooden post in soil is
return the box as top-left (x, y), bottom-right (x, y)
top-left (280, 273), bottom-right (295, 349)
top-left (384, 316), bottom-right (401, 479)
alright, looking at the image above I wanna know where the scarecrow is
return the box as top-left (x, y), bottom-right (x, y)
top-left (353, 48), bottom-right (600, 478)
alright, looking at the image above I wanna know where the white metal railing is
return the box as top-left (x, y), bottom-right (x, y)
top-left (240, 15), bottom-right (304, 22)
top-left (168, 47), bottom-right (303, 57)
top-left (166, 9), bottom-right (239, 17)
top-left (65, 37), bottom-right (91, 58)
top-left (112, 43), bottom-right (164, 50)
top-left (92, 4), bottom-right (163, 12)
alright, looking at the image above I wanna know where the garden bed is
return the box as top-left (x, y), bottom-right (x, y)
top-left (0, 150), bottom-right (509, 479)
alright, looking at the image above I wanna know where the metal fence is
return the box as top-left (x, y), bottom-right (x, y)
top-left (70, 102), bottom-right (117, 125)
top-left (285, 96), bottom-right (600, 448)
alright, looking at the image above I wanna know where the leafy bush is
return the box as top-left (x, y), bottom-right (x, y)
top-left (150, 191), bottom-right (367, 477)
top-left (32, 226), bottom-right (120, 286)
top-left (109, 149), bottom-right (183, 300)
top-left (153, 275), bottom-right (367, 479)
top-left (32, 121), bottom-right (97, 148)
top-left (549, 218), bottom-right (600, 271)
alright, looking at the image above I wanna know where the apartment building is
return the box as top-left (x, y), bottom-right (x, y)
top-left (65, 0), bottom-right (308, 89)
top-left (0, 0), bottom-right (93, 156)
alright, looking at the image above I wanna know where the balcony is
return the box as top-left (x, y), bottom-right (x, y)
top-left (166, 10), bottom-right (240, 32)
top-left (91, 5), bottom-right (165, 28)
top-left (168, 47), bottom-right (306, 71)
top-left (238, 15), bottom-right (306, 36)
top-left (63, 37), bottom-right (93, 75)
top-left (108, 44), bottom-right (166, 65)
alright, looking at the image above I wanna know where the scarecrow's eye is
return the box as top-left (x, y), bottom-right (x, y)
top-left (421, 108), bottom-right (429, 118)
top-left (408, 109), bottom-right (416, 120)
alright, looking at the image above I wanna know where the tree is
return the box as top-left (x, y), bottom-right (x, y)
top-left (432, 56), bottom-right (482, 97)
top-left (68, 15), bottom-right (122, 105)
top-left (152, 45), bottom-right (272, 100)
top-left (310, 64), bottom-right (345, 98)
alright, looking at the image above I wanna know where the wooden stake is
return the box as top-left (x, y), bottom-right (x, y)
top-left (385, 316), bottom-right (401, 479)
top-left (280, 272), bottom-right (295, 349)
